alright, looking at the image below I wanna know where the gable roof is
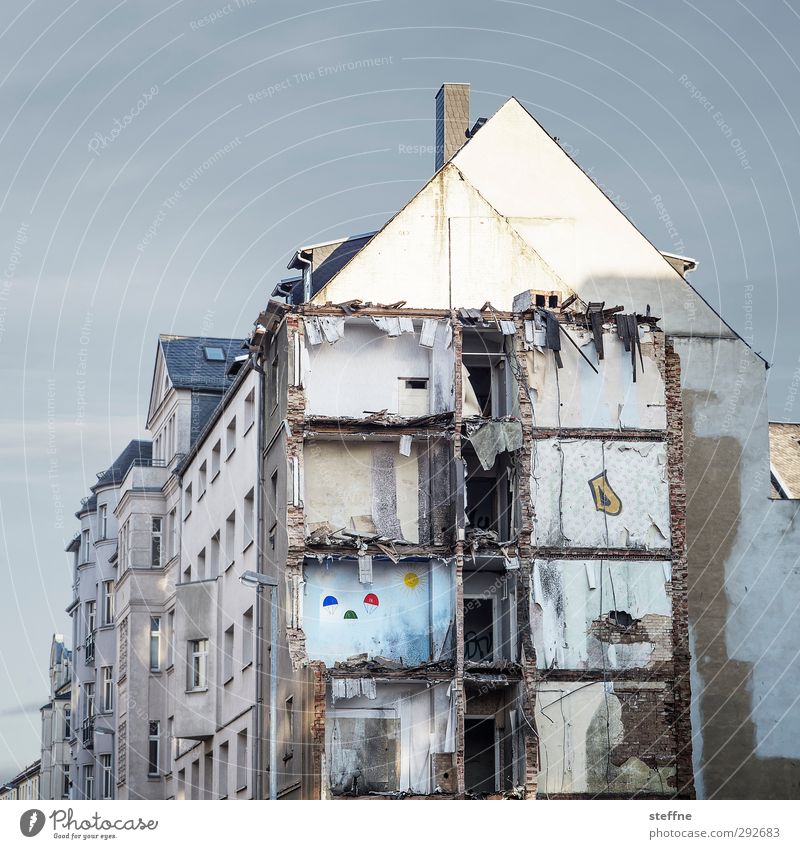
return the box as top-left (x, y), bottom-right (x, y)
top-left (160, 335), bottom-right (244, 392)
top-left (147, 335), bottom-right (245, 428)
top-left (308, 94), bottom-right (748, 349)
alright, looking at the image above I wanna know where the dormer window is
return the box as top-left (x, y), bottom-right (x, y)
top-left (204, 346), bottom-right (225, 362)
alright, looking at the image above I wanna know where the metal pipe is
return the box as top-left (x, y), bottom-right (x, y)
top-left (269, 585), bottom-right (278, 801)
top-left (254, 357), bottom-right (266, 800)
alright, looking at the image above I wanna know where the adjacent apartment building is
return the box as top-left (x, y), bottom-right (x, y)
top-left (39, 635), bottom-right (72, 800)
top-left (66, 440), bottom-right (151, 801)
top-left (111, 335), bottom-right (262, 801)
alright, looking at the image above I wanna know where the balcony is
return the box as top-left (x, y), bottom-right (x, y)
top-left (82, 717), bottom-right (94, 750)
top-left (85, 633), bottom-right (95, 665)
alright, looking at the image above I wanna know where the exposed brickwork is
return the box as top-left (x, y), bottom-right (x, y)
top-left (451, 314), bottom-right (466, 798)
top-left (510, 315), bottom-right (540, 796)
top-left (664, 338), bottom-right (695, 798)
top-left (309, 660), bottom-right (327, 801)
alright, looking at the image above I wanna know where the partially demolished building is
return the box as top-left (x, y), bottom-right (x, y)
top-left (252, 257), bottom-right (692, 798)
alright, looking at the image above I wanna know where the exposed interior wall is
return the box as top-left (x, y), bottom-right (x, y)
top-left (531, 559), bottom-right (672, 671)
top-left (304, 439), bottom-right (422, 542)
top-left (535, 681), bottom-right (676, 795)
top-left (303, 320), bottom-right (455, 418)
top-left (528, 327), bottom-right (666, 430)
top-left (325, 682), bottom-right (452, 796)
top-left (531, 438), bottom-right (671, 549)
top-left (303, 558), bottom-right (454, 666)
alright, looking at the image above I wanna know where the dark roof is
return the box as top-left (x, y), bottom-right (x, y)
top-left (287, 234), bottom-right (375, 304)
top-left (92, 440), bottom-right (152, 492)
top-left (191, 392), bottom-right (227, 445)
top-left (160, 335), bottom-right (245, 393)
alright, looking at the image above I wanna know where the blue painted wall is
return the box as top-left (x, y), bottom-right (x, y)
top-left (303, 558), bottom-right (454, 666)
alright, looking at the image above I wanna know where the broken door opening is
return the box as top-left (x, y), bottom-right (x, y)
top-left (462, 330), bottom-right (517, 418)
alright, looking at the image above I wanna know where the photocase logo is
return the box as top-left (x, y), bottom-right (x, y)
top-left (19, 809), bottom-right (46, 837)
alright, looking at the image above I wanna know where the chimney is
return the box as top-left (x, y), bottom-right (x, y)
top-left (435, 83), bottom-right (470, 171)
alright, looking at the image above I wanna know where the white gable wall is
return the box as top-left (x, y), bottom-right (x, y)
top-left (453, 99), bottom-right (729, 337)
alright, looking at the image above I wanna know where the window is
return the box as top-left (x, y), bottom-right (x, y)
top-left (86, 601), bottom-right (96, 638)
top-left (150, 617), bottom-right (161, 671)
top-left (242, 607), bottom-right (253, 668)
top-left (225, 511), bottom-right (235, 569)
top-left (64, 707), bottom-right (71, 739)
top-left (243, 488), bottom-right (255, 550)
top-left (223, 625), bottom-right (234, 682)
top-left (99, 504), bottom-right (108, 540)
top-left (168, 509), bottom-right (177, 559)
top-left (284, 696), bottom-right (294, 758)
top-left (81, 529), bottom-right (90, 563)
top-left (100, 753), bottom-right (113, 799)
top-left (120, 519), bottom-right (130, 571)
top-left (189, 639), bottom-right (208, 690)
top-left (83, 764), bottom-right (94, 800)
top-left (226, 417), bottom-right (236, 457)
top-left (168, 716), bottom-right (175, 761)
top-left (191, 760), bottom-right (199, 800)
top-left (184, 483), bottom-right (192, 518)
top-left (176, 768), bottom-right (185, 801)
top-left (269, 469), bottom-right (278, 551)
top-left (102, 580), bottom-right (114, 626)
top-left (218, 742), bottom-right (228, 799)
top-left (167, 610), bottom-right (175, 667)
top-left (101, 666), bottom-right (114, 712)
top-left (398, 377), bottom-right (430, 416)
top-left (148, 721), bottom-right (160, 776)
top-left (204, 346), bottom-right (225, 361)
top-left (196, 548), bottom-right (206, 581)
top-left (62, 770), bottom-right (70, 799)
top-left (84, 683), bottom-right (95, 720)
top-left (151, 517), bottom-right (163, 567)
top-left (209, 532), bottom-right (220, 578)
top-left (198, 460), bottom-right (207, 496)
top-left (236, 730), bottom-right (248, 791)
top-left (244, 389), bottom-right (255, 432)
top-left (211, 440), bottom-right (221, 479)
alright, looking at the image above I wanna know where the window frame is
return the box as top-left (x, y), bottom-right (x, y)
top-left (102, 580), bottom-right (114, 626)
top-left (99, 504), bottom-right (108, 540)
top-left (148, 720), bottom-right (161, 777)
top-left (100, 753), bottom-right (113, 799)
top-left (189, 639), bottom-right (208, 691)
top-left (101, 666), bottom-right (114, 713)
top-left (150, 617), bottom-right (161, 672)
top-left (151, 516), bottom-right (163, 567)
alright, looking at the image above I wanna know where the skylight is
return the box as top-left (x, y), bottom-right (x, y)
top-left (204, 346), bottom-right (225, 362)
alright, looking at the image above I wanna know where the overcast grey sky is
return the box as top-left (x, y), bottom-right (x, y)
top-left (1, 0), bottom-right (799, 779)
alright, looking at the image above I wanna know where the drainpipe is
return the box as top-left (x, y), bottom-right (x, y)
top-left (269, 582), bottom-right (278, 802)
top-left (254, 357), bottom-right (266, 800)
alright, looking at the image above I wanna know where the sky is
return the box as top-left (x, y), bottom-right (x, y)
top-left (1, 0), bottom-right (800, 779)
